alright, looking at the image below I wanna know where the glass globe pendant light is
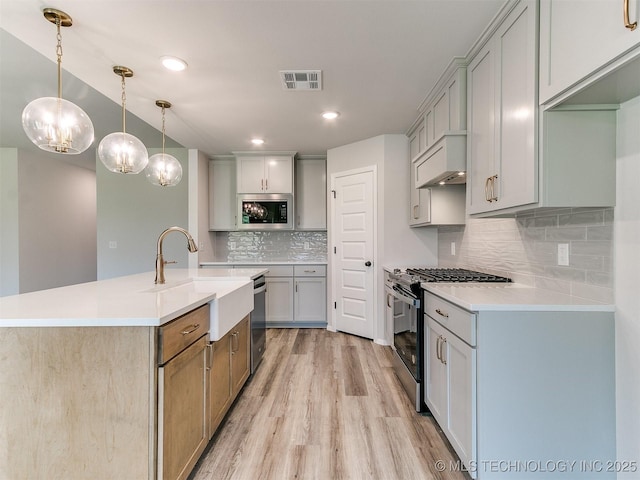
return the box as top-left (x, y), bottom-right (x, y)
top-left (21, 9), bottom-right (95, 154)
top-left (144, 100), bottom-right (183, 187)
top-left (98, 66), bottom-right (148, 174)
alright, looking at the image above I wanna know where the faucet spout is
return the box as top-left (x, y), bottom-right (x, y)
top-left (155, 226), bottom-right (198, 284)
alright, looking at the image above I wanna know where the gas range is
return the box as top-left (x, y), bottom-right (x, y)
top-left (389, 267), bottom-right (511, 295)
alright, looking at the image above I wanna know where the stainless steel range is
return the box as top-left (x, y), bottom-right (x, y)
top-left (386, 268), bottom-right (511, 412)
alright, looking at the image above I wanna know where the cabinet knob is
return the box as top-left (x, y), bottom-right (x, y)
top-left (365, 261), bottom-right (372, 267)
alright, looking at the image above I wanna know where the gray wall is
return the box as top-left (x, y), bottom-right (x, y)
top-left (0, 147), bottom-right (97, 296)
top-left (96, 148), bottom-right (190, 280)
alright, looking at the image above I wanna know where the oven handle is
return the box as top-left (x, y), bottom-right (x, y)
top-left (389, 285), bottom-right (420, 308)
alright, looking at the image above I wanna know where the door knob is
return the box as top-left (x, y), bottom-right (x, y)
top-left (365, 261), bottom-right (372, 267)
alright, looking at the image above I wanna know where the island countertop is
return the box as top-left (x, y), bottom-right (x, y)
top-left (0, 268), bottom-right (267, 328)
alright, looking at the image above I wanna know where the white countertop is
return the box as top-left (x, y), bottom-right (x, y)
top-left (0, 268), bottom-right (267, 328)
top-left (201, 260), bottom-right (327, 266)
top-left (422, 283), bottom-right (615, 312)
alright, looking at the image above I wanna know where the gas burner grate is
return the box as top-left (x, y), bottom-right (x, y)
top-left (406, 268), bottom-right (511, 283)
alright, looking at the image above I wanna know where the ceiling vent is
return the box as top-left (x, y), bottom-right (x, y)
top-left (279, 70), bottom-right (322, 90)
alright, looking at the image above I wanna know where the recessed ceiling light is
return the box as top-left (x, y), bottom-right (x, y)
top-left (322, 111), bottom-right (340, 120)
top-left (458, 171), bottom-right (465, 176)
top-left (439, 181), bottom-right (446, 185)
top-left (251, 138), bottom-right (265, 145)
top-left (161, 56), bottom-right (187, 72)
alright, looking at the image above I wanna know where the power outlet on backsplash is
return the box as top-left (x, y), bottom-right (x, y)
top-left (304, 242), bottom-right (310, 250)
top-left (229, 242), bottom-right (236, 250)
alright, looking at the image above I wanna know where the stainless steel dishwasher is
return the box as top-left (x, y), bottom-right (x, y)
top-left (251, 275), bottom-right (266, 373)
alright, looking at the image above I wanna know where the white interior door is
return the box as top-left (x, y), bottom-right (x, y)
top-left (332, 168), bottom-right (375, 339)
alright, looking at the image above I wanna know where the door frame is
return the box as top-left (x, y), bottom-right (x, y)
top-left (328, 165), bottom-right (378, 339)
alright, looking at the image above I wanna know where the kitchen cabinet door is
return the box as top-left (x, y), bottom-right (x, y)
top-left (265, 276), bottom-right (294, 324)
top-left (264, 155), bottom-right (293, 193)
top-left (159, 336), bottom-right (208, 480)
top-left (409, 155), bottom-right (431, 226)
top-left (207, 332), bottom-right (231, 439)
top-left (237, 156), bottom-right (266, 193)
top-left (539, 0), bottom-right (640, 105)
top-left (294, 277), bottom-right (326, 323)
top-left (209, 158), bottom-right (236, 231)
top-left (425, 317), bottom-right (447, 425)
top-left (467, 0), bottom-right (537, 215)
top-left (295, 158), bottom-right (327, 230)
top-left (230, 315), bottom-right (250, 397)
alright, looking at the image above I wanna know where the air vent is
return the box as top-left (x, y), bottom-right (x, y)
top-left (279, 70), bottom-right (322, 90)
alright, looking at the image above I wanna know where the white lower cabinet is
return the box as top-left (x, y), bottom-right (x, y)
top-left (423, 290), bottom-right (616, 479)
top-left (264, 264), bottom-right (327, 327)
top-left (426, 315), bottom-right (475, 475)
top-left (265, 276), bottom-right (294, 324)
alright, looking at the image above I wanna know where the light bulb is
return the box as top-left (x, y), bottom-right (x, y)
top-left (145, 153), bottom-right (183, 187)
top-left (22, 97), bottom-right (94, 154)
top-left (98, 132), bottom-right (148, 174)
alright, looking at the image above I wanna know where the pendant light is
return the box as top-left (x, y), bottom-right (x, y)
top-left (98, 66), bottom-right (148, 174)
top-left (21, 9), bottom-right (94, 154)
top-left (144, 100), bottom-right (183, 187)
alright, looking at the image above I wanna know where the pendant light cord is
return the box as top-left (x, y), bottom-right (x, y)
top-left (161, 106), bottom-right (166, 155)
top-left (55, 17), bottom-right (63, 99)
top-left (120, 74), bottom-right (127, 134)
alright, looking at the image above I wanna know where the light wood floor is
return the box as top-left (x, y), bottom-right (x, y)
top-left (190, 328), bottom-right (470, 480)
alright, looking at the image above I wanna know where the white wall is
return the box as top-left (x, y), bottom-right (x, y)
top-left (615, 96), bottom-right (640, 476)
top-left (327, 134), bottom-right (438, 344)
top-left (96, 148), bottom-right (191, 280)
top-left (0, 148), bottom-right (97, 296)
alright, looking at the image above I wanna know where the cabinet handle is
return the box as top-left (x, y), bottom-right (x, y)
top-left (435, 336), bottom-right (441, 362)
top-left (484, 177), bottom-right (491, 202)
top-left (435, 308), bottom-right (449, 318)
top-left (624, 0), bottom-right (637, 30)
top-left (304, 270), bottom-right (316, 273)
top-left (387, 293), bottom-right (392, 308)
top-left (206, 344), bottom-right (213, 370)
top-left (261, 179), bottom-right (264, 190)
top-left (413, 204), bottom-right (419, 219)
top-left (295, 282), bottom-right (298, 293)
top-left (180, 324), bottom-right (200, 335)
top-left (490, 174), bottom-right (498, 202)
top-left (231, 331), bottom-right (239, 353)
top-left (265, 178), bottom-right (269, 190)
top-left (441, 337), bottom-right (447, 365)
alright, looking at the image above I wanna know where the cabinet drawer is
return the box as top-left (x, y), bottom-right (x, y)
top-left (424, 292), bottom-right (476, 346)
top-left (263, 265), bottom-right (294, 277)
top-left (158, 305), bottom-right (210, 364)
top-left (294, 265), bottom-right (326, 277)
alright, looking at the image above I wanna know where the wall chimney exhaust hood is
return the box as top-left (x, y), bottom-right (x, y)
top-left (413, 133), bottom-right (466, 187)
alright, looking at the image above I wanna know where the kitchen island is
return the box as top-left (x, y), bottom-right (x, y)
top-left (0, 268), bottom-right (266, 480)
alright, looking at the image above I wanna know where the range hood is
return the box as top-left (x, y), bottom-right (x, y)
top-left (413, 133), bottom-right (466, 187)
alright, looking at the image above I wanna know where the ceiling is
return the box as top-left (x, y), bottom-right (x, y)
top-left (0, 0), bottom-right (504, 170)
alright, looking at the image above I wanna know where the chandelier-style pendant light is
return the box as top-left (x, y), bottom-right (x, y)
top-left (98, 66), bottom-right (148, 173)
top-left (144, 100), bottom-right (183, 187)
top-left (21, 8), bottom-right (95, 154)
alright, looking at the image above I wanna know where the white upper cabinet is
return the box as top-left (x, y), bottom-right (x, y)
top-left (209, 158), bottom-right (237, 231)
top-left (467, 0), bottom-right (537, 215)
top-left (235, 152), bottom-right (295, 194)
top-left (539, 0), bottom-right (640, 105)
top-left (295, 157), bottom-right (327, 230)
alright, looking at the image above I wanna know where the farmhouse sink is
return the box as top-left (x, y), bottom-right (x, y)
top-left (207, 279), bottom-right (253, 341)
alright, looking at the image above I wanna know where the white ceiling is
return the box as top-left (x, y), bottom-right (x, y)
top-left (0, 0), bottom-right (504, 169)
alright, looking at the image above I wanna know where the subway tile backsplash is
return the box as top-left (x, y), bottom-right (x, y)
top-left (438, 207), bottom-right (614, 303)
top-left (215, 231), bottom-right (327, 263)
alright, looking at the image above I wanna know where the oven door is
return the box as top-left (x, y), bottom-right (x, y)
top-left (389, 284), bottom-right (420, 381)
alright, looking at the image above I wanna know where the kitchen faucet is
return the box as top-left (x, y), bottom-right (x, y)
top-left (155, 226), bottom-right (198, 284)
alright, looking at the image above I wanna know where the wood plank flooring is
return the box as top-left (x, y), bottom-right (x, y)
top-left (190, 328), bottom-right (470, 480)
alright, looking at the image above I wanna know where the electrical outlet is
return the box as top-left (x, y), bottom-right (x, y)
top-left (199, 242), bottom-right (205, 251)
top-left (109, 241), bottom-right (117, 249)
top-left (450, 242), bottom-right (456, 256)
top-left (229, 242), bottom-right (236, 250)
top-left (557, 243), bottom-right (570, 266)
top-left (304, 241), bottom-right (310, 250)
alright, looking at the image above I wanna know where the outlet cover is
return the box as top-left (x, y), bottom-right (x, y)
top-left (558, 243), bottom-right (570, 266)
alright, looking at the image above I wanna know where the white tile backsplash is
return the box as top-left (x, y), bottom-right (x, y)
top-left (214, 231), bottom-right (327, 263)
top-left (438, 207), bottom-right (614, 302)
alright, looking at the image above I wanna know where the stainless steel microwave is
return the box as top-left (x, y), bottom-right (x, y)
top-left (237, 193), bottom-right (293, 230)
